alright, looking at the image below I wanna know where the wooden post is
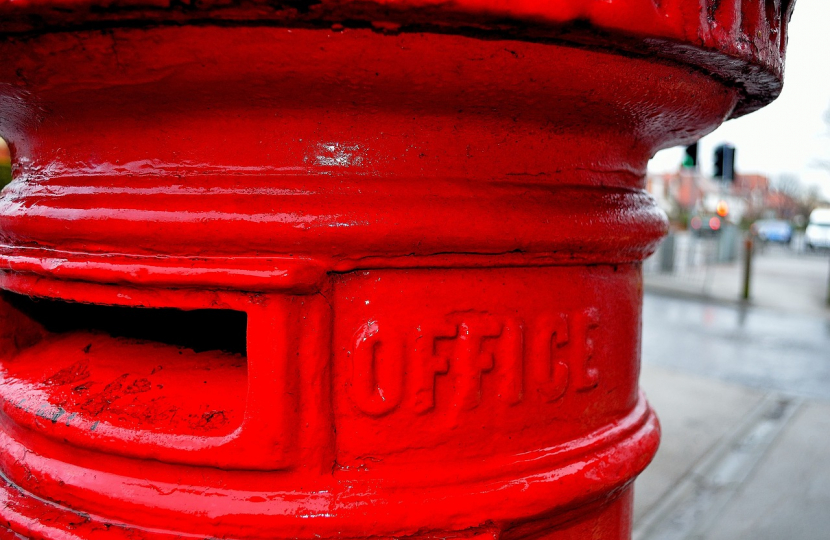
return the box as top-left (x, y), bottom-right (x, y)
top-left (742, 234), bottom-right (754, 301)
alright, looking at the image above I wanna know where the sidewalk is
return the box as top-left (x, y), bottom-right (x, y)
top-left (634, 365), bottom-right (830, 540)
top-left (634, 288), bottom-right (830, 539)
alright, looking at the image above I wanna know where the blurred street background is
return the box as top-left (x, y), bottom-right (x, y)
top-left (634, 261), bottom-right (830, 540)
top-left (633, 2), bottom-right (830, 537)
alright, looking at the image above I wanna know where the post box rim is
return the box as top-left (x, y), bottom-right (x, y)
top-left (0, 0), bottom-right (796, 118)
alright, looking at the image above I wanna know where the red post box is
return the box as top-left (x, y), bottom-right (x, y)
top-left (0, 1), bottom-right (794, 539)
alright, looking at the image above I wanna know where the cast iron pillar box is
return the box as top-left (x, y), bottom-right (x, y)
top-left (0, 1), bottom-right (794, 539)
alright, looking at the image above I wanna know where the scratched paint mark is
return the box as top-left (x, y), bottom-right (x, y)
top-left (90, 421), bottom-right (99, 432)
top-left (34, 404), bottom-right (67, 424)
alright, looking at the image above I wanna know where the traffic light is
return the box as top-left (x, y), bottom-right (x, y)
top-left (682, 142), bottom-right (698, 169)
top-left (713, 144), bottom-right (735, 181)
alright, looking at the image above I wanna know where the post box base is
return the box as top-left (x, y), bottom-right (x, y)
top-left (0, 383), bottom-right (658, 539)
top-left (0, 474), bottom-right (640, 540)
top-left (0, 263), bottom-right (660, 540)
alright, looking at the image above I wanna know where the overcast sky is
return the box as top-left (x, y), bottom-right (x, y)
top-left (648, 0), bottom-right (830, 200)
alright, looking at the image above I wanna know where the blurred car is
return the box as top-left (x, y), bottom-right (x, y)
top-left (690, 213), bottom-right (723, 237)
top-left (751, 219), bottom-right (793, 245)
top-left (805, 208), bottom-right (830, 250)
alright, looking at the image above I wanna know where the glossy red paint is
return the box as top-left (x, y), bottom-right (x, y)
top-left (0, 1), bottom-right (793, 539)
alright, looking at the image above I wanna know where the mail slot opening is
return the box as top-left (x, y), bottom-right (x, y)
top-left (0, 291), bottom-right (248, 438)
top-left (1, 291), bottom-right (247, 356)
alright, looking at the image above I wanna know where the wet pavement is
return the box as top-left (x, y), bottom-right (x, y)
top-left (634, 292), bottom-right (830, 540)
top-left (642, 293), bottom-right (830, 400)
